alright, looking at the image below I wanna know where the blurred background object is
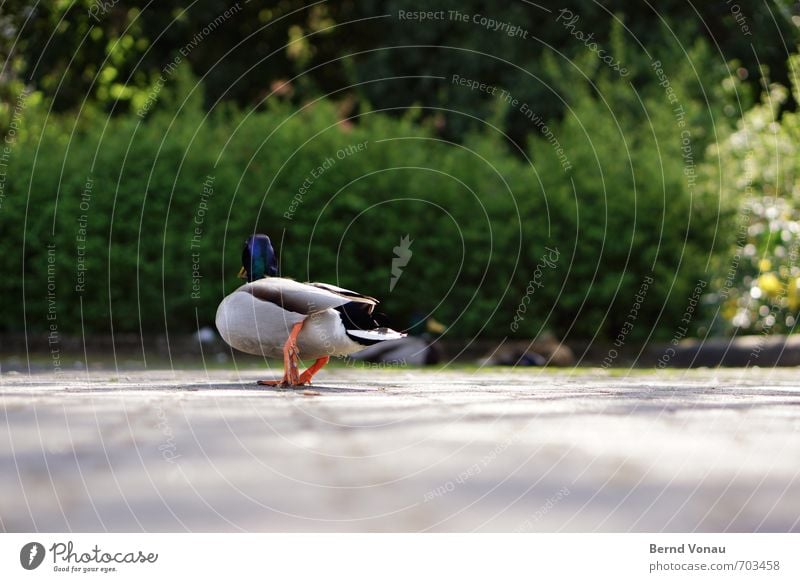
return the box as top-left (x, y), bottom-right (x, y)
top-left (477, 333), bottom-right (576, 367)
top-left (348, 314), bottom-right (446, 366)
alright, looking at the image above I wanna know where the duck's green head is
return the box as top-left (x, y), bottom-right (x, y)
top-left (239, 234), bottom-right (279, 281)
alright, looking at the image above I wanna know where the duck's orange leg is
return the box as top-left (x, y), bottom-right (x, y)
top-left (297, 356), bottom-right (330, 385)
top-left (258, 321), bottom-right (303, 387)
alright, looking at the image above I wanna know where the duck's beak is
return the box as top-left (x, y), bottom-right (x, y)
top-left (237, 267), bottom-right (247, 280)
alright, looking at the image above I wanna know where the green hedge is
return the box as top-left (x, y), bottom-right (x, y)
top-left (1, 62), bottom-right (725, 343)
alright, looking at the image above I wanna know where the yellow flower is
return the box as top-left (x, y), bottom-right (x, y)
top-left (759, 258), bottom-right (772, 272)
top-left (722, 299), bottom-right (738, 321)
top-left (758, 272), bottom-right (782, 295)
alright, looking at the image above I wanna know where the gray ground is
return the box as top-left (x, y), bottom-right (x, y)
top-left (1, 367), bottom-right (799, 532)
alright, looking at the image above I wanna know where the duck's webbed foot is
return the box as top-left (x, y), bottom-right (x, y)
top-left (258, 321), bottom-right (304, 387)
top-left (297, 356), bottom-right (330, 385)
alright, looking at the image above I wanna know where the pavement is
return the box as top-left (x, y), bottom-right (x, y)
top-left (1, 366), bottom-right (799, 532)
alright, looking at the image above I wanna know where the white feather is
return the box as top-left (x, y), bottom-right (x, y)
top-left (346, 328), bottom-right (406, 342)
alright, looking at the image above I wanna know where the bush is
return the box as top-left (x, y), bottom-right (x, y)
top-left (701, 55), bottom-right (800, 335)
top-left (1, 69), bottom-right (525, 339)
top-left (515, 37), bottom-right (731, 342)
top-left (1, 58), bottom-right (728, 344)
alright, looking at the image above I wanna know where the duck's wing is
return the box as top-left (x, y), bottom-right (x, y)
top-left (241, 278), bottom-right (376, 315)
top-left (308, 282), bottom-right (378, 313)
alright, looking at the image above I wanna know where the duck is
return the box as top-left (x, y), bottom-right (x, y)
top-left (215, 234), bottom-right (406, 387)
top-left (348, 314), bottom-right (447, 366)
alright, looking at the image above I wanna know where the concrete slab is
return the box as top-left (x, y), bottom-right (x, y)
top-left (1, 367), bottom-right (799, 532)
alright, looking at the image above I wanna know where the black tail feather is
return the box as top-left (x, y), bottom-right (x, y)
top-left (335, 301), bottom-right (381, 331)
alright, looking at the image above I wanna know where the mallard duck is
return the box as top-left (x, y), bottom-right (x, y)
top-left (215, 234), bottom-right (406, 386)
top-left (348, 314), bottom-right (447, 366)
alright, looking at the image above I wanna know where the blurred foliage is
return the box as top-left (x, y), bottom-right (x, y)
top-left (0, 69), bottom-right (521, 338)
top-left (1, 1), bottom-right (799, 341)
top-left (702, 56), bottom-right (800, 335)
top-left (2, 0), bottom-right (798, 146)
top-left (1, 50), bottom-right (725, 342)
top-left (521, 34), bottom-right (734, 340)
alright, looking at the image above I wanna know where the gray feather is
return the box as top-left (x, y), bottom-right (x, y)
top-left (242, 278), bottom-right (363, 315)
